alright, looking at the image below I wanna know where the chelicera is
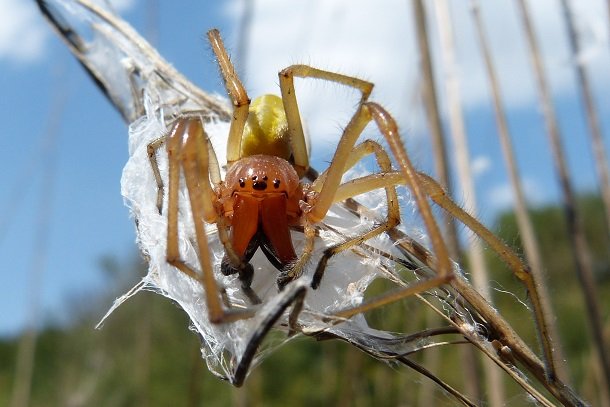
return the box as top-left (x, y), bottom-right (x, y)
top-left (219, 153), bottom-right (303, 295)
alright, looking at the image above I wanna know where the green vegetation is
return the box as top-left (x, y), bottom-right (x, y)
top-left (488, 193), bottom-right (610, 395)
top-left (2, 195), bottom-right (608, 406)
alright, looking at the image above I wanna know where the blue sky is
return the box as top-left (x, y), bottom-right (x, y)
top-left (0, 0), bottom-right (609, 337)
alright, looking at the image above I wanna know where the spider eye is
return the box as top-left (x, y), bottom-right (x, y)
top-left (253, 178), bottom-right (268, 190)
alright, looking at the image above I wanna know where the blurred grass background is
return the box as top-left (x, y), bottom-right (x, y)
top-left (1, 193), bottom-right (608, 406)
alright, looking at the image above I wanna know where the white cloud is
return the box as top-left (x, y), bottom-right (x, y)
top-left (486, 177), bottom-right (547, 211)
top-left (223, 0), bottom-right (419, 162)
top-left (0, 0), bottom-right (137, 64)
top-left (471, 155), bottom-right (492, 178)
top-left (446, 0), bottom-right (610, 109)
top-left (222, 0), bottom-right (609, 151)
top-left (0, 0), bottom-right (48, 62)
top-left (108, 0), bottom-right (137, 12)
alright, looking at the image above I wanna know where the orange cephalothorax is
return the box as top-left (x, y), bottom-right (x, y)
top-left (220, 155), bottom-right (304, 273)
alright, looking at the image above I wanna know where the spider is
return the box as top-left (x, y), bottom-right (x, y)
top-left (147, 29), bottom-right (556, 386)
top-left (148, 28), bottom-right (417, 320)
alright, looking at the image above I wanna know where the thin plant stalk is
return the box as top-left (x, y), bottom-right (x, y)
top-left (413, 0), bottom-right (466, 400)
top-left (470, 0), bottom-right (568, 382)
top-left (236, 0), bottom-right (254, 74)
top-left (431, 1), bottom-right (503, 405)
top-left (558, 0), bottom-right (610, 236)
top-left (412, 2), bottom-right (485, 401)
top-left (411, 0), bottom-right (460, 260)
top-left (431, 0), bottom-right (488, 301)
top-left (514, 0), bottom-right (610, 396)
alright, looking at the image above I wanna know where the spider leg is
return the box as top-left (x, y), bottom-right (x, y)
top-left (309, 140), bottom-right (400, 289)
top-left (279, 65), bottom-right (374, 177)
top-left (232, 282), bottom-right (306, 386)
top-left (148, 114), bottom-right (222, 215)
top-left (147, 135), bottom-right (166, 214)
top-left (207, 29), bottom-right (250, 165)
top-left (277, 64), bottom-right (452, 300)
top-left (166, 118), bottom-right (253, 323)
top-left (323, 103), bottom-right (556, 379)
top-left (415, 171), bottom-right (556, 379)
top-left (207, 30), bottom-right (263, 283)
top-left (306, 102), bottom-right (452, 318)
top-left (365, 102), bottom-right (453, 276)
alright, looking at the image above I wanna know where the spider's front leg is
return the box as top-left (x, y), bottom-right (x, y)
top-left (308, 138), bottom-right (401, 288)
top-left (307, 103), bottom-right (454, 323)
top-left (279, 64), bottom-right (374, 178)
top-left (207, 30), bottom-right (263, 287)
top-left (208, 29), bottom-right (250, 166)
top-left (298, 100), bottom-right (454, 315)
top-left (276, 65), bottom-right (381, 287)
top-left (165, 117), bottom-right (254, 323)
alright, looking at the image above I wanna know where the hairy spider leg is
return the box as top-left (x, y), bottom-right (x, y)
top-left (415, 172), bottom-right (556, 379)
top-left (290, 100), bottom-right (454, 317)
top-left (276, 66), bottom-right (448, 291)
top-left (165, 118), bottom-right (251, 323)
top-left (279, 65), bottom-right (373, 178)
top-left (207, 29), bottom-right (250, 166)
top-left (305, 99), bottom-right (556, 377)
top-left (324, 102), bottom-right (453, 318)
top-left (208, 28), bottom-right (258, 276)
top-left (308, 139), bottom-right (400, 289)
top-left (167, 118), bottom-right (307, 384)
top-left (147, 136), bottom-right (166, 213)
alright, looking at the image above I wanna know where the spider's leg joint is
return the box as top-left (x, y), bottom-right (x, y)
top-left (311, 249), bottom-right (333, 289)
top-left (221, 254), bottom-right (255, 278)
top-left (238, 262), bottom-right (255, 286)
top-left (232, 97), bottom-right (251, 109)
top-left (276, 260), bottom-right (303, 290)
top-left (166, 254), bottom-right (182, 267)
top-left (440, 268), bottom-right (455, 284)
top-left (208, 313), bottom-right (225, 325)
top-left (276, 271), bottom-right (294, 291)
